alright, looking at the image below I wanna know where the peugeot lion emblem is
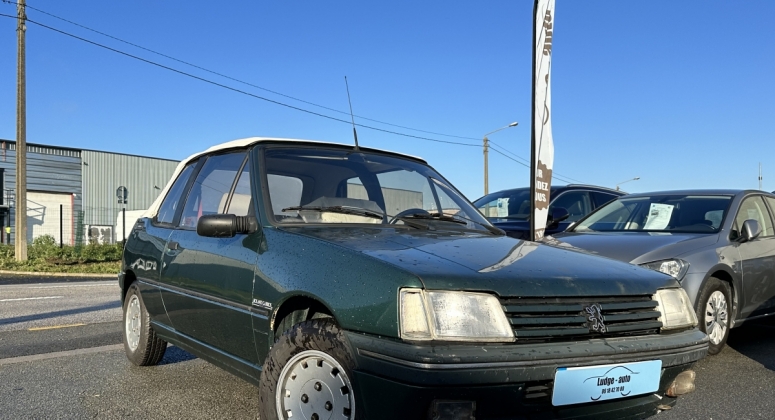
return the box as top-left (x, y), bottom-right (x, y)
top-left (584, 303), bottom-right (607, 333)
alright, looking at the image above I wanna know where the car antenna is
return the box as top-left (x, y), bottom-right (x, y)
top-left (344, 76), bottom-right (360, 151)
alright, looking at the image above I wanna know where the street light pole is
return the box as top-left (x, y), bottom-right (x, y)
top-left (483, 122), bottom-right (518, 196)
top-left (615, 177), bottom-right (640, 191)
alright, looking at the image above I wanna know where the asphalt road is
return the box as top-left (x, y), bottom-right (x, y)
top-left (1, 277), bottom-right (774, 419)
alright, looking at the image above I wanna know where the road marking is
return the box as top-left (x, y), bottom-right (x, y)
top-left (0, 344), bottom-right (124, 366)
top-left (26, 284), bottom-right (116, 289)
top-left (28, 323), bottom-right (87, 331)
top-left (0, 296), bottom-right (63, 302)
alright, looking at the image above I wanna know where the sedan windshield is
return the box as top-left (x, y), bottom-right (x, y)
top-left (262, 147), bottom-right (493, 233)
top-left (573, 195), bottom-right (733, 233)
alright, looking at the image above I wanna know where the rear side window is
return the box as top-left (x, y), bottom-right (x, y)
top-left (156, 164), bottom-right (196, 225)
top-left (179, 152), bottom-right (247, 228)
top-left (591, 192), bottom-right (619, 208)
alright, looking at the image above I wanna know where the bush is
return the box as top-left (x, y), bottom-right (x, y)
top-left (0, 236), bottom-right (123, 273)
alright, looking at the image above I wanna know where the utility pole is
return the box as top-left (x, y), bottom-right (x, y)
top-left (15, 0), bottom-right (27, 261)
top-left (483, 136), bottom-right (489, 195)
top-left (482, 122), bottom-right (518, 197)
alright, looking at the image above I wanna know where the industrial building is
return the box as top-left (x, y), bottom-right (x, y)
top-left (0, 139), bottom-right (178, 245)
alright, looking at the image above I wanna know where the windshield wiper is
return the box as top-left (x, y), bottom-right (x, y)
top-left (396, 212), bottom-right (504, 235)
top-left (396, 212), bottom-right (466, 225)
top-left (282, 205), bottom-right (385, 220)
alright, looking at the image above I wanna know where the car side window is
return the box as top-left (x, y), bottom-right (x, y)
top-left (591, 192), bottom-right (618, 208)
top-left (156, 164), bottom-right (196, 225)
top-left (550, 191), bottom-right (592, 222)
top-left (179, 152), bottom-right (247, 228)
top-left (734, 196), bottom-right (774, 238)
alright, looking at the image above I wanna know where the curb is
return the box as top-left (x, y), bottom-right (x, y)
top-left (0, 270), bottom-right (115, 278)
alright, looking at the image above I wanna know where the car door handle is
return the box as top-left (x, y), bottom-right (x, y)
top-left (168, 241), bottom-right (180, 250)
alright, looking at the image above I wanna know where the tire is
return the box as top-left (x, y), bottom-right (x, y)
top-left (123, 283), bottom-right (167, 366)
top-left (695, 277), bottom-right (732, 355)
top-left (258, 319), bottom-right (358, 420)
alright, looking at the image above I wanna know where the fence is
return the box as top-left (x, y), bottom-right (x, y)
top-left (1, 205), bottom-right (148, 246)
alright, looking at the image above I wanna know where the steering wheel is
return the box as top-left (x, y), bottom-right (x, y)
top-left (389, 208), bottom-right (430, 224)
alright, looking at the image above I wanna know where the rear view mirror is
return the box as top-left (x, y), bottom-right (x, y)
top-left (546, 207), bottom-right (570, 229)
top-left (197, 214), bottom-right (257, 238)
top-left (739, 219), bottom-right (762, 243)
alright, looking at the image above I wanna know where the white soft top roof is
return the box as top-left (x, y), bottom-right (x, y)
top-left (144, 137), bottom-right (425, 218)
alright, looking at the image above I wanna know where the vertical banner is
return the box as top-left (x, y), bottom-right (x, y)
top-left (530, 0), bottom-right (555, 241)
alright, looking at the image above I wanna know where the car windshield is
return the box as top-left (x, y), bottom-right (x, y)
top-left (262, 147), bottom-right (493, 233)
top-left (474, 189), bottom-right (532, 220)
top-left (573, 194), bottom-right (733, 233)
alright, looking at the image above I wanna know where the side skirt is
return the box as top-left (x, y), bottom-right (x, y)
top-left (151, 321), bottom-right (263, 387)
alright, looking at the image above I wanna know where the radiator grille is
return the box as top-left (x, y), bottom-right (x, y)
top-left (501, 296), bottom-right (662, 342)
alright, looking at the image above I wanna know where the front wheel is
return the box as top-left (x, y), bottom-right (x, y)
top-left (258, 319), bottom-right (358, 420)
top-left (123, 284), bottom-right (167, 366)
top-left (696, 277), bottom-right (732, 355)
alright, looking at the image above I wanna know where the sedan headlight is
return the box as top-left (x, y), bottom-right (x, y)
top-left (399, 289), bottom-right (514, 342)
top-left (640, 259), bottom-right (689, 280)
top-left (654, 288), bottom-right (698, 330)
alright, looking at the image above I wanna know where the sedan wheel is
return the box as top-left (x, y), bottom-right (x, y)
top-left (277, 350), bottom-right (354, 420)
top-left (704, 291), bottom-right (728, 345)
top-left (258, 319), bottom-right (359, 420)
top-left (122, 283), bottom-right (167, 366)
top-left (696, 277), bottom-right (732, 355)
top-left (125, 295), bottom-right (142, 351)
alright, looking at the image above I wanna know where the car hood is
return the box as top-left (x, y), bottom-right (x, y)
top-left (282, 227), bottom-right (676, 297)
top-left (552, 231), bottom-right (721, 264)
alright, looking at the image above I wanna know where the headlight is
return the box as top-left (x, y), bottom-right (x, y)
top-left (653, 288), bottom-right (698, 330)
top-left (640, 259), bottom-right (689, 280)
top-left (399, 289), bottom-right (514, 342)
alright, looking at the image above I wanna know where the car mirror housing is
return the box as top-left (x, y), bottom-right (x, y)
top-left (547, 207), bottom-right (570, 228)
top-left (739, 219), bottom-right (762, 243)
top-left (197, 214), bottom-right (257, 238)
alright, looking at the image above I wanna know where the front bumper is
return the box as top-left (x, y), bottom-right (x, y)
top-left (346, 329), bottom-right (708, 419)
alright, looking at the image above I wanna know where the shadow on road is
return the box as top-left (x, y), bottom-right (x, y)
top-left (159, 346), bottom-right (198, 365)
top-left (0, 301), bottom-right (121, 325)
top-left (725, 318), bottom-right (775, 371)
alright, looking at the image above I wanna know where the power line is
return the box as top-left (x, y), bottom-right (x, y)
top-left (0, 13), bottom-right (481, 147)
top-left (2, 1), bottom-right (483, 142)
top-left (0, 9), bottom-right (587, 184)
top-left (488, 146), bottom-right (578, 185)
top-left (488, 142), bottom-right (582, 184)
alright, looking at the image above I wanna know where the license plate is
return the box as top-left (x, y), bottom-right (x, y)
top-left (552, 360), bottom-right (662, 406)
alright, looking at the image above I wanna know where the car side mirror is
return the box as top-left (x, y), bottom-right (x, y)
top-left (546, 207), bottom-right (570, 229)
top-left (197, 214), bottom-right (258, 238)
top-left (739, 219), bottom-right (762, 243)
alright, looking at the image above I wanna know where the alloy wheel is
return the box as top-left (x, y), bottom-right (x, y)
top-left (704, 290), bottom-right (728, 345)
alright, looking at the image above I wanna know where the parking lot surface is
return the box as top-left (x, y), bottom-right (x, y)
top-left (1, 278), bottom-right (774, 419)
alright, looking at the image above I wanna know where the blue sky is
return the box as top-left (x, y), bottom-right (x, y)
top-left (0, 1), bottom-right (773, 200)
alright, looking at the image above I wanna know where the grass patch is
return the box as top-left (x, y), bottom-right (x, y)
top-left (0, 235), bottom-right (122, 274)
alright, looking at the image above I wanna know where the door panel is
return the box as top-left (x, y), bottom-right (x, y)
top-left (735, 196), bottom-right (775, 317)
top-left (159, 151), bottom-right (260, 364)
top-left (161, 230), bottom-right (259, 363)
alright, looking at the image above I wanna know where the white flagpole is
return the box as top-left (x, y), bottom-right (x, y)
top-left (530, 0), bottom-right (556, 242)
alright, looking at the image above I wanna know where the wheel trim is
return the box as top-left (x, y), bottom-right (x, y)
top-left (704, 290), bottom-right (728, 345)
top-left (125, 295), bottom-right (141, 351)
top-left (276, 350), bottom-right (354, 420)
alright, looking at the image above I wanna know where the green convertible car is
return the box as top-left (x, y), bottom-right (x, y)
top-left (119, 138), bottom-right (707, 420)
